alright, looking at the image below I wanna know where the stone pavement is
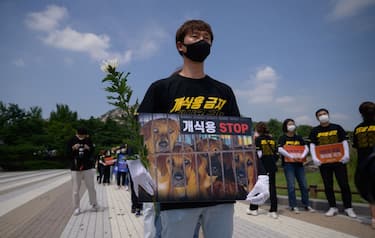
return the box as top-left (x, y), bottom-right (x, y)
top-left (0, 170), bottom-right (374, 238)
top-left (0, 170), bottom-right (73, 237)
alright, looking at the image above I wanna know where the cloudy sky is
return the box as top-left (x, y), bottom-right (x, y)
top-left (0, 0), bottom-right (374, 130)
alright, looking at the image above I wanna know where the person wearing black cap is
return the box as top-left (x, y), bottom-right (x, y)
top-left (67, 127), bottom-right (98, 216)
top-left (352, 101), bottom-right (375, 228)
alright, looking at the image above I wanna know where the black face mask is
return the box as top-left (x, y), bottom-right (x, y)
top-left (182, 40), bottom-right (211, 62)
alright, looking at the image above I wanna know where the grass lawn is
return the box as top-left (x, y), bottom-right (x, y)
top-left (275, 167), bottom-right (366, 204)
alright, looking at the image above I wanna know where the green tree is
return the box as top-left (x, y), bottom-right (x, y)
top-left (0, 102), bottom-right (50, 169)
top-left (47, 104), bottom-right (79, 157)
top-left (267, 118), bottom-right (283, 140)
top-left (101, 59), bottom-right (146, 163)
top-left (296, 124), bottom-right (312, 140)
top-left (49, 104), bottom-right (78, 123)
top-left (0, 102), bottom-right (27, 128)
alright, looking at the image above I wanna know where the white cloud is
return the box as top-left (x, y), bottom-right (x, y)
top-left (119, 50), bottom-right (133, 65)
top-left (236, 66), bottom-right (279, 104)
top-left (135, 39), bottom-right (161, 59)
top-left (329, 0), bottom-right (375, 20)
top-left (43, 27), bottom-right (111, 60)
top-left (25, 5), bottom-right (166, 64)
top-left (13, 58), bottom-right (25, 67)
top-left (130, 26), bottom-right (168, 60)
top-left (255, 66), bottom-right (278, 83)
top-left (25, 5), bottom-right (67, 32)
top-left (275, 96), bottom-right (295, 104)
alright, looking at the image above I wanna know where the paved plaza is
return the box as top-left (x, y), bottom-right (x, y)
top-left (0, 170), bottom-right (374, 238)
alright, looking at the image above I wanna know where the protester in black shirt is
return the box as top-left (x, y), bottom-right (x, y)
top-left (247, 122), bottom-right (278, 219)
top-left (96, 150), bottom-right (105, 184)
top-left (309, 108), bottom-right (356, 218)
top-left (277, 118), bottom-right (314, 213)
top-left (352, 101), bottom-right (375, 228)
top-left (67, 127), bottom-right (98, 216)
top-left (102, 150), bottom-right (113, 185)
top-left (127, 19), bottom-right (269, 238)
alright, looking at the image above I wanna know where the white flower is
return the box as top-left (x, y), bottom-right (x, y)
top-left (100, 58), bottom-right (119, 73)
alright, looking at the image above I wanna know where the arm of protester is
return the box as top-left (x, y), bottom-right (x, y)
top-left (341, 140), bottom-right (350, 164)
top-left (246, 175), bottom-right (269, 205)
top-left (278, 147), bottom-right (294, 159)
top-left (127, 158), bottom-right (156, 197)
top-left (300, 145), bottom-right (309, 159)
top-left (309, 143), bottom-right (321, 166)
top-left (246, 150), bottom-right (270, 204)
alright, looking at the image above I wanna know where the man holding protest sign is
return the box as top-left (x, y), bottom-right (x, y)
top-left (309, 108), bottom-right (356, 218)
top-left (127, 19), bottom-right (269, 238)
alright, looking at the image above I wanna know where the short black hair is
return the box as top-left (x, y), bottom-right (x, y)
top-left (359, 101), bottom-right (375, 121)
top-left (282, 118), bottom-right (295, 133)
top-left (175, 19), bottom-right (214, 44)
top-left (255, 122), bottom-right (269, 135)
top-left (77, 127), bottom-right (88, 135)
top-left (315, 108), bottom-right (329, 118)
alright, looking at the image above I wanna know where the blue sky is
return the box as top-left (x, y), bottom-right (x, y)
top-left (0, 0), bottom-right (374, 130)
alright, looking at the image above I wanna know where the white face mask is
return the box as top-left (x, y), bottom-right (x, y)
top-left (287, 125), bottom-right (296, 132)
top-left (318, 114), bottom-right (330, 123)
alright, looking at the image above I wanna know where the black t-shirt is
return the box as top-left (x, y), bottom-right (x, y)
top-left (138, 73), bottom-right (241, 211)
top-left (138, 74), bottom-right (240, 116)
top-left (309, 123), bottom-right (346, 167)
top-left (255, 135), bottom-right (277, 173)
top-left (309, 123), bottom-right (346, 145)
top-left (67, 136), bottom-right (94, 171)
top-left (278, 134), bottom-right (306, 166)
top-left (353, 121), bottom-right (375, 163)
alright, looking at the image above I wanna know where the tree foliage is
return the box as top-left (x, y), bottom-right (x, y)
top-left (49, 104), bottom-right (78, 122)
top-left (267, 118), bottom-right (283, 140)
top-left (0, 102), bottom-right (130, 170)
top-left (101, 63), bottom-right (147, 163)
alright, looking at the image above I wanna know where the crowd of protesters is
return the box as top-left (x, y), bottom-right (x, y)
top-left (246, 102), bottom-right (375, 231)
top-left (95, 144), bottom-right (143, 216)
top-left (69, 19), bottom-right (374, 236)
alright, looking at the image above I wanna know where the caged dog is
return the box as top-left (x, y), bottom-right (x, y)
top-left (195, 138), bottom-right (229, 199)
top-left (196, 138), bottom-right (225, 178)
top-left (141, 118), bottom-right (180, 154)
top-left (208, 147), bottom-right (254, 199)
top-left (233, 150), bottom-right (256, 194)
top-left (141, 118), bottom-right (179, 190)
top-left (165, 143), bottom-right (200, 200)
top-left (148, 154), bottom-right (170, 200)
top-left (210, 150), bottom-right (245, 199)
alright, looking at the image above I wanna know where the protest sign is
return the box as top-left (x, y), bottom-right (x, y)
top-left (138, 113), bottom-right (257, 202)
